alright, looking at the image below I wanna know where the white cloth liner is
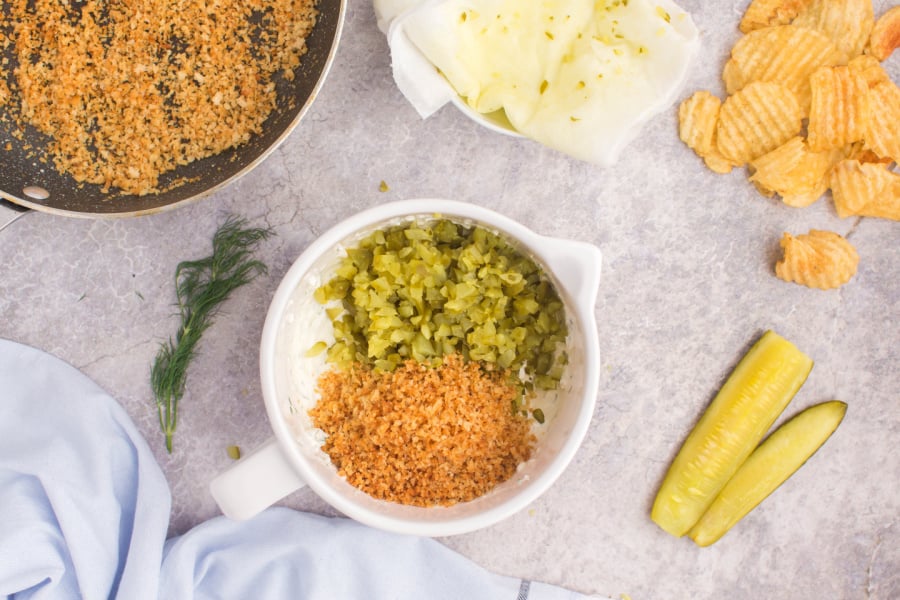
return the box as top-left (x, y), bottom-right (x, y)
top-left (0, 339), bottom-right (608, 600)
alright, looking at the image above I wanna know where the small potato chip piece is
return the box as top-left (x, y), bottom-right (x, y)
top-left (791, 0), bottom-right (874, 59)
top-left (830, 159), bottom-right (900, 220)
top-left (774, 186), bottom-right (828, 208)
top-left (739, 0), bottom-right (813, 33)
top-left (867, 5), bottom-right (900, 61)
top-left (775, 230), bottom-right (859, 290)
top-left (864, 78), bottom-right (900, 164)
top-left (723, 25), bottom-right (845, 112)
top-left (749, 136), bottom-right (841, 207)
top-left (703, 154), bottom-right (737, 175)
top-left (716, 81), bottom-right (803, 165)
top-left (846, 57), bottom-right (900, 161)
top-left (678, 91), bottom-right (720, 156)
top-left (844, 141), bottom-right (894, 166)
top-left (722, 59), bottom-right (744, 96)
top-left (678, 91), bottom-right (736, 173)
top-left (848, 54), bottom-right (892, 88)
top-left (807, 66), bottom-right (870, 152)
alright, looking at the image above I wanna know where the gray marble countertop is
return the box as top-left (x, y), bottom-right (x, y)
top-left (1, 1), bottom-right (898, 598)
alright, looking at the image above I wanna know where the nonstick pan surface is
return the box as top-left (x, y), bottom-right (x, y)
top-left (0, 0), bottom-right (344, 218)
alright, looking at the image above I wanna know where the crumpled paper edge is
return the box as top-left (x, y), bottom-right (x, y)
top-left (376, 0), bottom-right (701, 166)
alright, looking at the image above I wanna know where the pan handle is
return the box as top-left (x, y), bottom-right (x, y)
top-left (0, 199), bottom-right (30, 232)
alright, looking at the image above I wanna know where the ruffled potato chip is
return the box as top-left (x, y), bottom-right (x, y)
top-left (848, 54), bottom-right (892, 87)
top-left (866, 5), bottom-right (900, 61)
top-left (749, 136), bottom-right (841, 207)
top-left (791, 0), bottom-right (874, 59)
top-left (847, 55), bottom-right (900, 164)
top-left (775, 230), bottom-right (859, 290)
top-left (807, 66), bottom-right (870, 152)
top-left (844, 141), bottom-right (894, 166)
top-left (678, 91), bottom-right (736, 174)
top-left (722, 25), bottom-right (845, 112)
top-left (722, 59), bottom-right (744, 97)
top-left (864, 78), bottom-right (900, 164)
top-left (739, 0), bottom-right (813, 33)
top-left (676, 0), bottom-right (899, 288)
top-left (678, 91), bottom-right (719, 156)
top-left (716, 81), bottom-right (803, 166)
top-left (703, 154), bottom-right (738, 175)
top-left (830, 159), bottom-right (900, 220)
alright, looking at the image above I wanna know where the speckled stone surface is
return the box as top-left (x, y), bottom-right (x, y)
top-left (1, 1), bottom-right (898, 598)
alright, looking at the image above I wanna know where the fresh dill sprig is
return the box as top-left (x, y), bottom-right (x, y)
top-left (151, 216), bottom-right (273, 453)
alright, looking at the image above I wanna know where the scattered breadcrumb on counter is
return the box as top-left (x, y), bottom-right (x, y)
top-left (0, 0), bottom-right (318, 196)
top-left (309, 354), bottom-right (536, 507)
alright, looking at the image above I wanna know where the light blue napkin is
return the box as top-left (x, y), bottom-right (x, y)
top-left (161, 508), bottom-right (597, 600)
top-left (0, 339), bottom-right (170, 600)
top-left (0, 340), bottom-right (599, 600)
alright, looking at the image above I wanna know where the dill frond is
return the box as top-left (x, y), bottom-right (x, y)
top-left (151, 216), bottom-right (273, 452)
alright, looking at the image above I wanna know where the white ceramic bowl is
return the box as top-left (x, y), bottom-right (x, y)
top-left (210, 199), bottom-right (602, 536)
top-left (449, 96), bottom-right (523, 138)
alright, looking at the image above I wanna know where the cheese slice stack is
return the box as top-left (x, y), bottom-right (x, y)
top-left (376, 0), bottom-right (700, 166)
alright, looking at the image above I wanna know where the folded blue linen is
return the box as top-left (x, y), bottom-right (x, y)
top-left (0, 339), bottom-right (598, 600)
top-left (0, 339), bottom-right (170, 600)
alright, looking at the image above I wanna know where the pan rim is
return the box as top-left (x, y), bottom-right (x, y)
top-left (0, 0), bottom-right (348, 219)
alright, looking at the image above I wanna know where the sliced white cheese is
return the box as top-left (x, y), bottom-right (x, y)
top-left (385, 0), bottom-right (699, 165)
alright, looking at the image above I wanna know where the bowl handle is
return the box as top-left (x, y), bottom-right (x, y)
top-left (538, 238), bottom-right (602, 309)
top-left (209, 437), bottom-right (307, 520)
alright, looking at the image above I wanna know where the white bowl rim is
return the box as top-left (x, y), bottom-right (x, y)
top-left (259, 198), bottom-right (601, 536)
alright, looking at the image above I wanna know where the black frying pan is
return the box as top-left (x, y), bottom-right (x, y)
top-left (0, 0), bottom-right (345, 218)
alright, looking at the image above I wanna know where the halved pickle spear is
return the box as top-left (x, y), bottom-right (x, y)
top-left (689, 400), bottom-right (846, 546)
top-left (651, 330), bottom-right (813, 537)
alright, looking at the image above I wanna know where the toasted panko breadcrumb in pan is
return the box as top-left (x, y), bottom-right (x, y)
top-left (0, 0), bottom-right (317, 195)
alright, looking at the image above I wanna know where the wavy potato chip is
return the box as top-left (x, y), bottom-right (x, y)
top-left (844, 141), bottom-right (894, 166)
top-left (678, 91), bottom-right (736, 174)
top-left (749, 137), bottom-right (841, 207)
top-left (830, 159), bottom-right (900, 220)
top-left (868, 5), bottom-right (900, 61)
top-left (721, 59), bottom-right (744, 96)
top-left (791, 0), bottom-right (874, 59)
top-left (716, 81), bottom-right (803, 165)
top-left (775, 230), bottom-right (859, 290)
top-left (703, 154), bottom-right (738, 174)
top-left (807, 66), bottom-right (870, 152)
top-left (676, 0), bottom-right (897, 289)
top-left (864, 78), bottom-right (900, 164)
top-left (678, 91), bottom-right (720, 156)
top-left (723, 25), bottom-right (845, 112)
top-left (848, 54), bottom-right (892, 87)
top-left (739, 0), bottom-right (813, 33)
top-left (846, 56), bottom-right (900, 162)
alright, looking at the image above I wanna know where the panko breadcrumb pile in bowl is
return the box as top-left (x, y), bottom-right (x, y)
top-left (234, 200), bottom-right (602, 536)
top-left (304, 216), bottom-right (570, 507)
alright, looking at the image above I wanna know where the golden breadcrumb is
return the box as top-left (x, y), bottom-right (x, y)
top-left (310, 355), bottom-right (536, 507)
top-left (0, 0), bottom-right (317, 195)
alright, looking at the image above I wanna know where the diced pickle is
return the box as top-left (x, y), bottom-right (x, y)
top-left (304, 341), bottom-right (328, 357)
top-left (313, 218), bottom-right (568, 390)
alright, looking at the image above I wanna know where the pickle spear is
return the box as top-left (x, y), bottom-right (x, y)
top-left (651, 330), bottom-right (814, 537)
top-left (689, 400), bottom-right (846, 546)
